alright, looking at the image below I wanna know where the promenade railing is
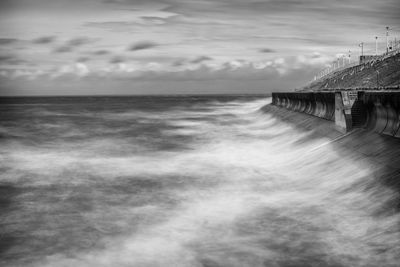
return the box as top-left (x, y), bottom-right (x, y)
top-left (309, 39), bottom-right (400, 85)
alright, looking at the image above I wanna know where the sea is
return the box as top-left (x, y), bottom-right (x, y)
top-left (0, 95), bottom-right (399, 267)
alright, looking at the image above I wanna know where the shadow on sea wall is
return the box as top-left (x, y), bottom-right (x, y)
top-left (262, 104), bottom-right (400, 208)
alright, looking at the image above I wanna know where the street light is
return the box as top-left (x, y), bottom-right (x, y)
top-left (375, 36), bottom-right (378, 55)
top-left (348, 50), bottom-right (351, 63)
top-left (386, 26), bottom-right (390, 53)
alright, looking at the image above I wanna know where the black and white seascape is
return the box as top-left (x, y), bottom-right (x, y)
top-left (1, 96), bottom-right (399, 267)
top-left (1, 1), bottom-right (400, 267)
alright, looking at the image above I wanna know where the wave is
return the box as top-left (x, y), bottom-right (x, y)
top-left (0, 96), bottom-right (399, 267)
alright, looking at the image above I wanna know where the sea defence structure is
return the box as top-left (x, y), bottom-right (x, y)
top-left (272, 91), bottom-right (400, 138)
top-left (272, 50), bottom-right (400, 138)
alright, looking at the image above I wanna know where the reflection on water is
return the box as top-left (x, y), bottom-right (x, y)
top-left (0, 96), bottom-right (399, 267)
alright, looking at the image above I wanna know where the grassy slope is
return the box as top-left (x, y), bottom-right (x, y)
top-left (301, 53), bottom-right (400, 91)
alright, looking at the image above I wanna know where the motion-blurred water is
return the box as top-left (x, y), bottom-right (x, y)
top-left (0, 96), bottom-right (399, 267)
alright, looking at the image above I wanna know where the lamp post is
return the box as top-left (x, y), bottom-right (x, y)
top-left (386, 26), bottom-right (389, 53)
top-left (348, 50), bottom-right (351, 63)
top-left (375, 36), bottom-right (378, 55)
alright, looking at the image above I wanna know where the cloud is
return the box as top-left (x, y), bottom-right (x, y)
top-left (101, 55), bottom-right (324, 81)
top-left (54, 37), bottom-right (96, 53)
top-left (1, 51), bottom-right (332, 81)
top-left (0, 54), bottom-right (28, 65)
top-left (67, 37), bottom-right (93, 47)
top-left (128, 41), bottom-right (158, 51)
top-left (172, 59), bottom-right (185, 66)
top-left (51, 62), bottom-right (90, 78)
top-left (33, 36), bottom-right (56, 44)
top-left (84, 21), bottom-right (136, 30)
top-left (84, 17), bottom-right (170, 29)
top-left (110, 55), bottom-right (125, 64)
top-left (83, 9), bottom-right (179, 30)
top-left (0, 38), bottom-right (19, 45)
top-left (92, 50), bottom-right (110, 55)
top-left (77, 57), bottom-right (90, 63)
top-left (190, 56), bottom-right (212, 64)
top-left (311, 52), bottom-right (321, 58)
top-left (140, 16), bottom-right (170, 25)
top-left (259, 48), bottom-right (275, 53)
top-left (0, 51), bottom-right (336, 95)
top-left (0, 55), bottom-right (15, 62)
top-left (54, 46), bottom-right (72, 53)
top-left (2, 0), bottom-right (398, 96)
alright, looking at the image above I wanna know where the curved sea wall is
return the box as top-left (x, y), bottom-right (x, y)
top-left (272, 92), bottom-right (335, 121)
top-left (272, 91), bottom-right (400, 138)
top-left (358, 92), bottom-right (400, 138)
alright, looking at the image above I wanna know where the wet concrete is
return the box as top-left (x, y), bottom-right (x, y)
top-left (262, 104), bottom-right (400, 199)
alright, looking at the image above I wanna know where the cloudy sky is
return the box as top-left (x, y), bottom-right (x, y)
top-left (0, 0), bottom-right (399, 95)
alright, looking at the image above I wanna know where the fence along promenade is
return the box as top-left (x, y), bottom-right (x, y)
top-left (308, 38), bottom-right (400, 86)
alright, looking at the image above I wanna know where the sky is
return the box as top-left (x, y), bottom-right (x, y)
top-left (0, 0), bottom-right (399, 95)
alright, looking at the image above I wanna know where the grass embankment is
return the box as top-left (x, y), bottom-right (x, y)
top-left (302, 53), bottom-right (400, 91)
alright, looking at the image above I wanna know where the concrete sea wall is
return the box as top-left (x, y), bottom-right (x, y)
top-left (272, 91), bottom-right (400, 138)
top-left (271, 92), bottom-right (336, 121)
top-left (358, 92), bottom-right (400, 138)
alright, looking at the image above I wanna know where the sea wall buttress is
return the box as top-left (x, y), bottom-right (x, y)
top-left (357, 92), bottom-right (400, 138)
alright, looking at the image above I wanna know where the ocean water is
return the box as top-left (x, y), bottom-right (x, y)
top-left (0, 95), bottom-right (399, 267)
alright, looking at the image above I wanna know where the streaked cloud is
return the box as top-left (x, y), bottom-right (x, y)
top-left (0, 54), bottom-right (28, 66)
top-left (54, 37), bottom-right (97, 53)
top-left (109, 55), bottom-right (125, 64)
top-left (259, 48), bottom-right (275, 53)
top-left (0, 54), bottom-right (326, 95)
top-left (128, 41), bottom-right (158, 51)
top-left (77, 56), bottom-right (90, 63)
top-left (0, 52), bottom-right (331, 80)
top-left (92, 50), bottom-right (110, 55)
top-left (54, 46), bottom-right (73, 53)
top-left (67, 37), bottom-right (94, 47)
top-left (190, 56), bottom-right (213, 64)
top-left (0, 38), bottom-right (19, 45)
top-left (33, 36), bottom-right (56, 44)
top-left (0, 54), bottom-right (15, 62)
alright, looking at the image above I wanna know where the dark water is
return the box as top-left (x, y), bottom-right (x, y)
top-left (0, 96), bottom-right (399, 267)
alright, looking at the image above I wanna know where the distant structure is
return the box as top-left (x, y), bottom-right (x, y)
top-left (359, 55), bottom-right (380, 64)
top-left (271, 27), bottom-right (400, 140)
top-left (311, 26), bottom-right (399, 83)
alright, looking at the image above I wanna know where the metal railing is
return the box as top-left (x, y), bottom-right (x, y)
top-left (304, 85), bottom-right (400, 92)
top-left (309, 39), bottom-right (400, 85)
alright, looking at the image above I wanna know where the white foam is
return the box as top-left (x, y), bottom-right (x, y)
top-left (2, 97), bottom-right (399, 267)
